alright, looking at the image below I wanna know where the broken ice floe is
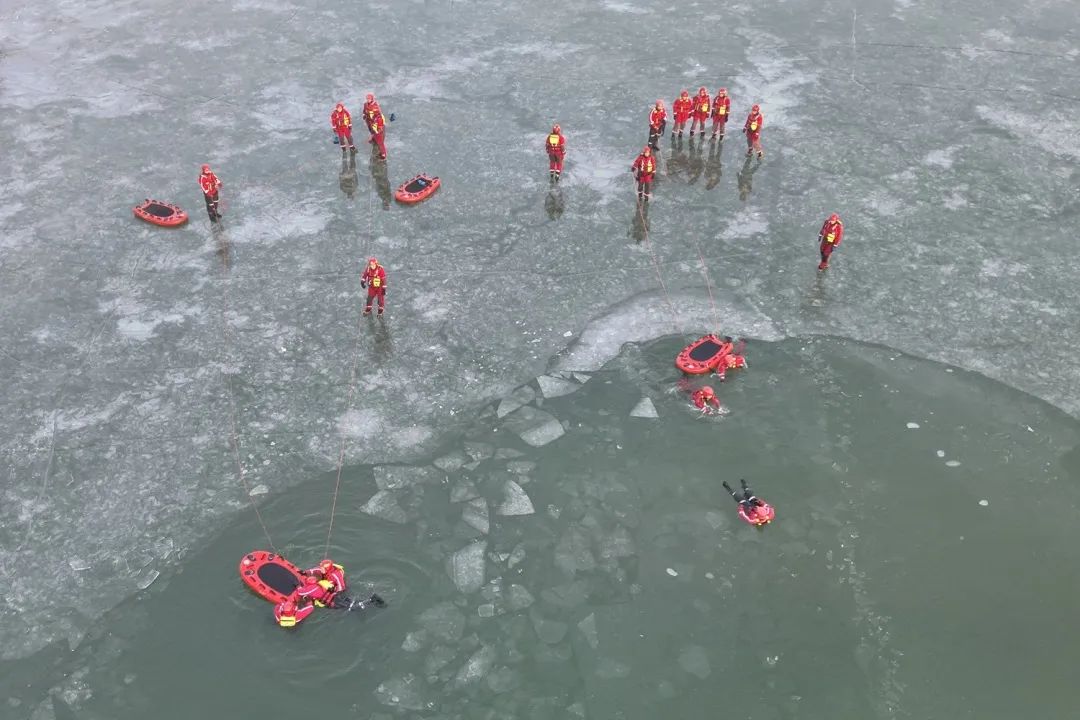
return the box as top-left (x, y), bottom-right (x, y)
top-left (630, 397), bottom-right (659, 418)
top-left (447, 541), bottom-right (487, 593)
top-left (462, 497), bottom-right (490, 534)
top-left (360, 490), bottom-right (408, 524)
top-left (497, 480), bottom-right (535, 516)
top-left (496, 386), bottom-right (536, 419)
top-left (503, 406), bottom-right (565, 447)
top-left (537, 374), bottom-right (579, 398)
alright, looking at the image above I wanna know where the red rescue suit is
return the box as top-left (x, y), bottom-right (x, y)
top-left (274, 598), bottom-right (315, 628)
top-left (368, 111), bottom-right (387, 159)
top-left (744, 108), bottom-right (764, 156)
top-left (363, 101), bottom-right (381, 132)
top-left (199, 168), bottom-right (222, 221)
top-left (306, 561), bottom-right (347, 594)
top-left (672, 92), bottom-right (693, 132)
top-left (648, 103), bottom-right (667, 149)
top-left (631, 150), bottom-right (657, 198)
top-left (690, 89), bottom-right (711, 134)
top-left (711, 91), bottom-right (730, 136)
top-left (331, 105), bottom-right (355, 149)
top-left (818, 216), bottom-right (844, 269)
top-left (296, 577), bottom-right (334, 607)
top-left (361, 260), bottom-right (387, 314)
top-left (546, 131), bottom-right (566, 173)
top-left (691, 388), bottom-right (720, 412)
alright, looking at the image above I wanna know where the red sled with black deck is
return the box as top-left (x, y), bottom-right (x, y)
top-left (394, 174), bottom-right (440, 204)
top-left (676, 334), bottom-right (740, 375)
top-left (239, 550), bottom-right (303, 604)
top-left (133, 199), bottom-right (188, 227)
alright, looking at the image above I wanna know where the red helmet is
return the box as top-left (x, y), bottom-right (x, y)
top-left (552, 123), bottom-right (561, 133)
top-left (336, 101), bottom-right (344, 108)
top-left (829, 213), bottom-right (839, 222)
top-left (680, 89), bottom-right (689, 97)
top-left (366, 93), bottom-right (375, 103)
top-left (699, 86), bottom-right (707, 94)
top-left (281, 599), bottom-right (297, 613)
top-left (201, 164), bottom-right (210, 173)
top-left (319, 559), bottom-right (333, 572)
top-left (718, 87), bottom-right (727, 95)
top-left (304, 575), bottom-right (319, 586)
top-left (703, 386), bottom-right (715, 397)
top-left (643, 146), bottom-right (651, 154)
top-left (752, 104), bottom-right (760, 112)
top-left (368, 257), bottom-right (378, 267)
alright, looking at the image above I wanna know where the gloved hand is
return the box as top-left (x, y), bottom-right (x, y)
top-left (360, 281), bottom-right (367, 289)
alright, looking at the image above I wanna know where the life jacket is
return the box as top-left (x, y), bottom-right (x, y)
top-left (547, 133), bottom-right (561, 150)
top-left (278, 611), bottom-right (297, 627)
top-left (698, 96), bottom-right (710, 113)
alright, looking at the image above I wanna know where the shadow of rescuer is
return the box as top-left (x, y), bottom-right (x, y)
top-left (361, 257), bottom-right (387, 315)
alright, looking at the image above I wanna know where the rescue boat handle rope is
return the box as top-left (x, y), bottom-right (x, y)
top-left (636, 200), bottom-right (683, 334)
top-left (693, 238), bottom-right (723, 336)
top-left (323, 167), bottom-right (377, 558)
top-left (218, 234), bottom-right (277, 552)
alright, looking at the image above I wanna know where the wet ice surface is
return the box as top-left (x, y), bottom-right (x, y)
top-left (17, 336), bottom-right (1080, 720)
top-left (1, 0), bottom-right (1080, 710)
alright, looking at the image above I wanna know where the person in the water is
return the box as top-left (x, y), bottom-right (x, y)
top-left (305, 558), bottom-right (347, 595)
top-left (691, 385), bottom-right (720, 414)
top-left (722, 479), bottom-right (767, 519)
top-left (274, 597), bottom-right (315, 628)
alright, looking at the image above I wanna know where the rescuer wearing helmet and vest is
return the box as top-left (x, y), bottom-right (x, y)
top-left (331, 102), bottom-right (357, 154)
top-left (818, 213), bottom-right (844, 270)
top-left (305, 559), bottom-right (347, 595)
top-left (631, 146), bottom-right (656, 201)
top-left (672, 89), bottom-right (693, 137)
top-left (690, 86), bottom-right (711, 137)
top-left (198, 164), bottom-right (223, 222)
top-left (743, 104), bottom-right (764, 158)
top-left (691, 386), bottom-right (721, 414)
top-left (360, 257), bottom-right (387, 315)
top-left (274, 596), bottom-right (316, 628)
top-left (648, 100), bottom-right (667, 150)
top-left (362, 94), bottom-right (387, 160)
top-left (545, 124), bottom-right (566, 183)
top-left (710, 88), bottom-right (730, 139)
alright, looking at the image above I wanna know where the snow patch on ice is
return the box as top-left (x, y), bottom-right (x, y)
top-left (923, 146), bottom-right (959, 169)
top-left (603, 1), bottom-right (651, 13)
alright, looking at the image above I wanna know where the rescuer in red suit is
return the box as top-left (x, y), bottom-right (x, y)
top-left (296, 575), bottom-right (334, 607)
top-left (274, 596), bottom-right (315, 628)
top-left (305, 559), bottom-right (347, 594)
top-left (711, 88), bottom-right (730, 139)
top-left (648, 100), bottom-right (667, 150)
top-left (744, 104), bottom-right (764, 158)
top-left (361, 257), bottom-right (387, 315)
top-left (198, 164), bottom-right (223, 222)
top-left (690, 86), bottom-right (711, 137)
top-left (631, 146), bottom-right (657, 200)
top-left (545, 124), bottom-right (566, 182)
top-left (672, 89), bottom-right (693, 137)
top-left (331, 102), bottom-right (356, 153)
top-left (818, 213), bottom-right (844, 270)
top-left (691, 386), bottom-right (721, 414)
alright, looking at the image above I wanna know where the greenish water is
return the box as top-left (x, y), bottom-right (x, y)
top-left (18, 337), bottom-right (1080, 720)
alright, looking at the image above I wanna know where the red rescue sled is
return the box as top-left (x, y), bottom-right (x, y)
top-left (133, 199), bottom-right (188, 227)
top-left (675, 334), bottom-right (746, 376)
top-left (239, 550), bottom-right (304, 604)
top-left (394, 174), bottom-right (440, 204)
top-left (738, 502), bottom-right (775, 526)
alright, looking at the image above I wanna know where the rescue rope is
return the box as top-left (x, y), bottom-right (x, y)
top-left (694, 238), bottom-right (723, 335)
top-left (216, 232), bottom-right (277, 552)
top-left (636, 198), bottom-right (683, 334)
top-left (323, 159), bottom-right (378, 558)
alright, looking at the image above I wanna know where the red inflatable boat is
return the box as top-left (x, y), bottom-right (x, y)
top-left (738, 503), bottom-right (775, 526)
top-left (133, 199), bottom-right (188, 227)
top-left (394, 174), bottom-right (440, 204)
top-left (675, 334), bottom-right (746, 376)
top-left (239, 550), bottom-right (304, 604)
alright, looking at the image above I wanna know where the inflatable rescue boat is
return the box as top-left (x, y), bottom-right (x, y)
top-left (394, 174), bottom-right (440, 204)
top-left (133, 199), bottom-right (188, 227)
top-left (676, 334), bottom-right (746, 376)
top-left (239, 551), bottom-right (303, 604)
